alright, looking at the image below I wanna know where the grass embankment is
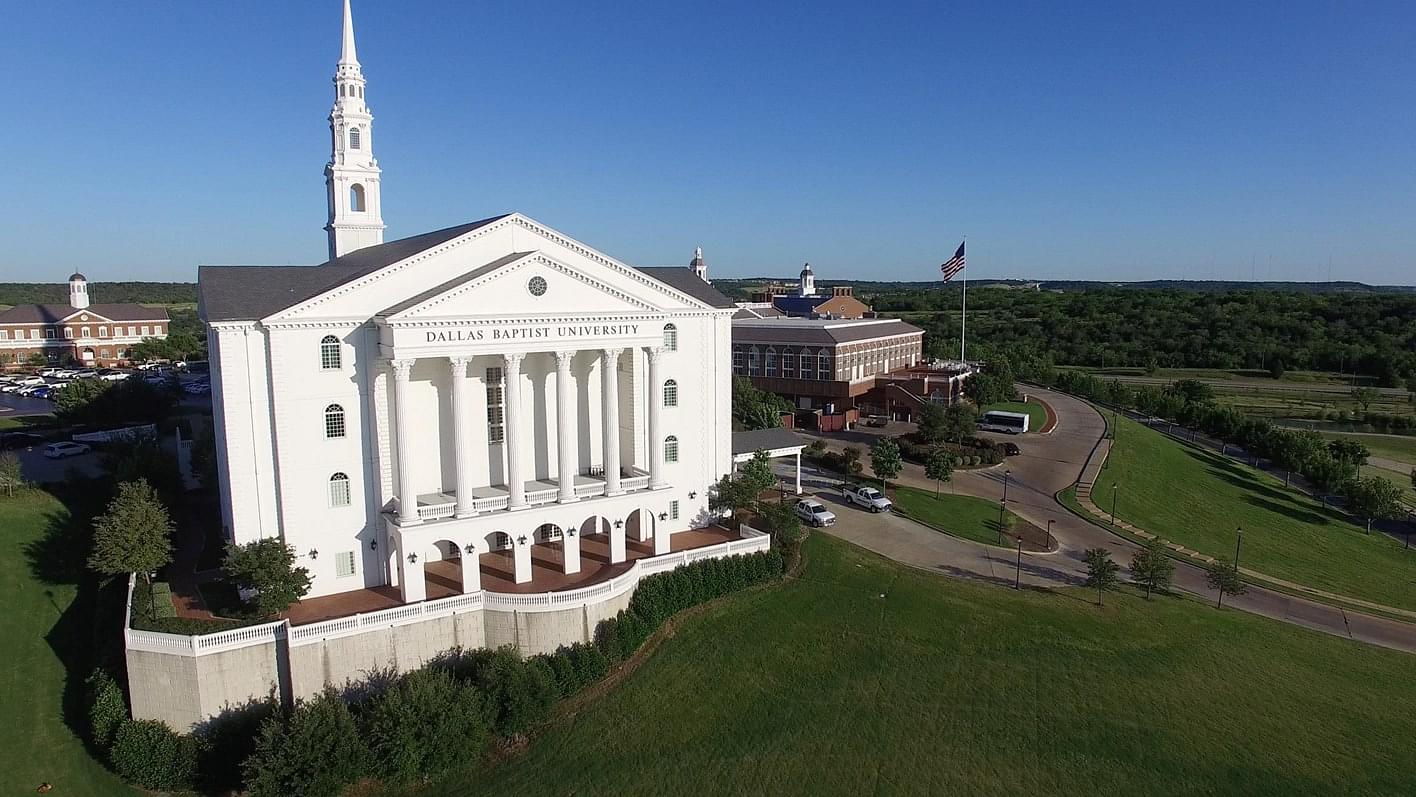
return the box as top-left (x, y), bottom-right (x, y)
top-left (1361, 465), bottom-right (1416, 506)
top-left (1322, 432), bottom-right (1416, 466)
top-left (1103, 415), bottom-right (1416, 610)
top-left (891, 486), bottom-right (1019, 546)
top-left (436, 534), bottom-right (1416, 796)
top-left (982, 399), bottom-right (1047, 433)
top-left (1, 489), bottom-right (136, 796)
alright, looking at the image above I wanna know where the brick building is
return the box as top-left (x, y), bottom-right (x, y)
top-left (0, 273), bottom-right (169, 367)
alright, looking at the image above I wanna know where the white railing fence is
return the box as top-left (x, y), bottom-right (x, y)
top-left (124, 531), bottom-right (773, 658)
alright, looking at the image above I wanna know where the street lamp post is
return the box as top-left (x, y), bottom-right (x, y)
top-left (1003, 469), bottom-right (1012, 502)
top-left (998, 499), bottom-right (1006, 546)
top-left (1220, 527), bottom-right (1243, 609)
top-left (1110, 483), bottom-right (1119, 526)
top-left (1014, 536), bottom-right (1023, 589)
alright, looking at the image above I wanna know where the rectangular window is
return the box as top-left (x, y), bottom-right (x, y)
top-left (325, 411), bottom-right (346, 439)
top-left (127, 326), bottom-right (136, 337)
top-left (0, 330), bottom-right (7, 340)
top-left (64, 328), bottom-right (73, 339)
top-left (80, 327), bottom-right (90, 338)
top-left (732, 348), bottom-right (745, 374)
top-left (40, 329), bottom-right (49, 339)
top-left (781, 353), bottom-right (794, 379)
top-left (818, 353), bottom-right (831, 380)
top-left (141, 325), bottom-right (150, 336)
top-left (485, 367), bottom-right (505, 444)
top-left (765, 351), bottom-right (777, 377)
top-left (98, 326), bottom-right (107, 338)
top-left (670, 500), bottom-right (680, 520)
top-left (335, 551), bottom-right (356, 578)
top-left (748, 348), bottom-right (760, 376)
top-left (329, 476), bottom-right (351, 507)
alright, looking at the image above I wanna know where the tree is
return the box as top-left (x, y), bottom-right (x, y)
top-left (0, 451), bottom-right (23, 497)
top-left (1167, 379), bottom-right (1214, 404)
top-left (916, 403), bottom-right (948, 444)
top-left (223, 538), bottom-right (313, 618)
top-left (942, 403), bottom-right (978, 443)
top-left (924, 448), bottom-right (953, 497)
top-left (361, 668), bottom-right (490, 785)
top-left (869, 438), bottom-right (902, 491)
top-left (1128, 539), bottom-right (1174, 599)
top-left (1328, 439), bottom-right (1370, 469)
top-left (709, 473), bottom-right (756, 524)
top-left (25, 352), bottom-right (47, 367)
top-left (840, 446), bottom-right (864, 478)
top-left (737, 450), bottom-right (778, 503)
top-left (731, 377), bottom-right (792, 431)
top-left (243, 690), bottom-right (368, 797)
top-left (1410, 467), bottom-right (1415, 490)
top-left (1342, 476), bottom-right (1405, 534)
top-left (54, 377), bottom-right (112, 421)
top-left (88, 480), bottom-right (174, 597)
top-left (1350, 387), bottom-right (1378, 415)
top-left (1206, 558), bottom-right (1247, 607)
top-left (1268, 356), bottom-right (1286, 380)
top-left (1083, 548), bottom-right (1120, 606)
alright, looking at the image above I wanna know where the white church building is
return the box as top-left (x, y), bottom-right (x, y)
top-left (198, 1), bottom-right (738, 606)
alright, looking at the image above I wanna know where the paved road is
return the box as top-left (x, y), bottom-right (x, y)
top-left (797, 387), bottom-right (1416, 654)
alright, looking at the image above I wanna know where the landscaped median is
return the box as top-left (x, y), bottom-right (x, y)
top-left (1071, 413), bottom-right (1416, 616)
top-left (891, 485), bottom-right (1053, 551)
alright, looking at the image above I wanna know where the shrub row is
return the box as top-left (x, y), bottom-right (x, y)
top-left (94, 550), bottom-right (786, 795)
top-left (896, 436), bottom-right (1003, 467)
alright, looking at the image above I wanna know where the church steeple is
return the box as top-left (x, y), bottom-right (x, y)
top-left (325, 0), bottom-right (385, 260)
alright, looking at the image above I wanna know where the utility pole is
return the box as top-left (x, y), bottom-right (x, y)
top-left (1014, 536), bottom-right (1023, 590)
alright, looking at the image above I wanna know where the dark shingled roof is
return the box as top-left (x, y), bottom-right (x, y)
top-left (732, 426), bottom-right (806, 456)
top-left (771, 295), bottom-right (830, 316)
top-left (636, 267), bottom-right (735, 309)
top-left (199, 215), bottom-right (510, 322)
top-left (200, 217), bottom-right (737, 322)
top-left (0, 303), bottom-right (169, 324)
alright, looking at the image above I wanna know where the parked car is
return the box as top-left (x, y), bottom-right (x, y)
top-left (13, 375), bottom-right (45, 386)
top-left (97, 369), bottom-right (130, 381)
top-left (43, 441), bottom-right (91, 459)
top-left (39, 368), bottom-right (61, 377)
top-left (1002, 442), bottom-right (1021, 456)
top-left (54, 369), bottom-right (78, 378)
top-left (794, 498), bottom-right (837, 527)
top-left (31, 387), bottom-right (53, 400)
top-left (864, 416), bottom-right (889, 428)
top-left (73, 369), bottom-right (98, 379)
top-left (1, 432), bottom-right (45, 450)
top-left (17, 384), bottom-right (47, 396)
top-left (842, 484), bottom-right (893, 513)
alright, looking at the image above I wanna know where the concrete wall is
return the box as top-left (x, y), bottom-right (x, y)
top-left (127, 640), bottom-right (282, 733)
top-left (288, 610), bottom-right (487, 698)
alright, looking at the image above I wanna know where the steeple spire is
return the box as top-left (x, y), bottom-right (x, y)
top-left (339, 0), bottom-right (358, 66)
top-left (325, 0), bottom-right (384, 259)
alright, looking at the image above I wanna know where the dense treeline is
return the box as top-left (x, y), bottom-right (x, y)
top-left (0, 282), bottom-right (197, 306)
top-left (878, 288), bottom-right (1416, 385)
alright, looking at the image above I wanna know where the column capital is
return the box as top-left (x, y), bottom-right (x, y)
top-left (502, 352), bottom-right (525, 371)
top-left (601, 347), bottom-right (624, 364)
top-left (390, 358), bottom-right (414, 380)
top-left (554, 350), bottom-right (576, 368)
top-left (645, 346), bottom-right (666, 363)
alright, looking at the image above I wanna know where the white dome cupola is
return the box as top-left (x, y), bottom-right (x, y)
top-left (798, 262), bottom-right (815, 296)
top-left (325, 0), bottom-right (385, 260)
top-left (68, 272), bottom-right (90, 309)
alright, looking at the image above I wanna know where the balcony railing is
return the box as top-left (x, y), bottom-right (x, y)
top-left (409, 467), bottom-right (653, 523)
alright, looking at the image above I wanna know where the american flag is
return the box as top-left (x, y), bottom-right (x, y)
top-left (939, 241), bottom-right (966, 281)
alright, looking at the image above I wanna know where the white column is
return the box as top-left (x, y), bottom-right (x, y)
top-left (646, 346), bottom-right (667, 489)
top-left (513, 533), bottom-right (533, 584)
top-left (390, 359), bottom-right (419, 525)
top-left (795, 451), bottom-right (803, 494)
top-left (554, 350), bottom-right (578, 503)
top-left (653, 513), bottom-right (671, 555)
top-left (449, 356), bottom-right (475, 518)
top-left (460, 546), bottom-right (480, 593)
top-left (563, 528), bottom-right (581, 575)
top-left (610, 518), bottom-right (626, 564)
top-left (601, 348), bottom-right (623, 495)
top-left (396, 532), bottom-right (426, 603)
top-left (503, 352), bottom-right (527, 509)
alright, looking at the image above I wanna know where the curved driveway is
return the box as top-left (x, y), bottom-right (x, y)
top-left (804, 386), bottom-right (1416, 654)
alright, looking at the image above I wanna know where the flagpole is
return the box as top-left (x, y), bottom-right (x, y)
top-left (959, 238), bottom-right (967, 363)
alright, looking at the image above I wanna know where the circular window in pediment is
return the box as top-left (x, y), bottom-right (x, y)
top-left (80, 314), bottom-right (89, 321)
top-left (527, 276), bottom-right (548, 297)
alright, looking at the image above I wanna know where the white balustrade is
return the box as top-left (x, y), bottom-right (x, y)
top-left (417, 502), bottom-right (456, 520)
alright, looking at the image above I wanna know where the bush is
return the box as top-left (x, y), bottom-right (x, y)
top-left (362, 668), bottom-right (492, 785)
top-left (197, 698), bottom-right (278, 792)
top-left (459, 647), bottom-right (559, 736)
top-left (85, 668), bottom-right (128, 750)
top-left (108, 719), bottom-right (200, 791)
top-left (243, 690), bottom-right (368, 797)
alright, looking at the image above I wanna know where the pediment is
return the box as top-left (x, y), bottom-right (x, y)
top-left (380, 251), bottom-right (663, 322)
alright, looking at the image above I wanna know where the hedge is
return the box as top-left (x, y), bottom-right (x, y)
top-left (243, 690), bottom-right (368, 797)
top-left (108, 719), bottom-right (200, 791)
top-left (85, 667), bottom-right (127, 750)
top-left (361, 668), bottom-right (492, 784)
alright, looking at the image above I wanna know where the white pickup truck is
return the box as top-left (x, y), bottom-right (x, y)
top-left (842, 484), bottom-right (893, 513)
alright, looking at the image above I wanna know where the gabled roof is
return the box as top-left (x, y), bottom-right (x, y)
top-left (731, 426), bottom-right (805, 456)
top-left (731, 317), bottom-right (923, 346)
top-left (199, 216), bottom-right (737, 322)
top-left (199, 216), bottom-right (509, 322)
top-left (0, 303), bottom-right (169, 325)
top-left (378, 252), bottom-right (533, 316)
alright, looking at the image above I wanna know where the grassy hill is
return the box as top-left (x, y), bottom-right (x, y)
top-left (429, 534), bottom-right (1416, 796)
top-left (1101, 415), bottom-right (1416, 610)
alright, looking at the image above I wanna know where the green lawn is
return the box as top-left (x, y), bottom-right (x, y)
top-left (431, 534), bottom-right (1416, 796)
top-left (892, 486), bottom-right (1019, 546)
top-left (1361, 465), bottom-right (1416, 506)
top-left (1103, 415), bottom-right (1416, 610)
top-left (983, 399), bottom-right (1048, 433)
top-left (1, 489), bottom-right (136, 796)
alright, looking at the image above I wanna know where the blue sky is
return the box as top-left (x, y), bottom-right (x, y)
top-left (1, 1), bottom-right (1413, 284)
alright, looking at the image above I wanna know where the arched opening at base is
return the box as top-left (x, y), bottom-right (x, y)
top-left (423, 539), bottom-right (462, 598)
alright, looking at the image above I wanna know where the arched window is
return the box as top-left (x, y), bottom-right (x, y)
top-left (339, 85), bottom-right (345, 97)
top-left (664, 435), bottom-right (679, 463)
top-left (328, 473), bottom-right (351, 507)
top-left (663, 323), bottom-right (678, 351)
top-left (325, 404), bottom-right (346, 438)
top-left (765, 346), bottom-right (778, 377)
top-left (349, 184), bottom-right (365, 212)
top-left (663, 379), bottom-right (678, 407)
top-left (536, 523), bottom-right (563, 542)
top-left (491, 532), bottom-right (511, 550)
top-left (319, 335), bottom-right (341, 369)
top-left (349, 126), bottom-right (361, 149)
